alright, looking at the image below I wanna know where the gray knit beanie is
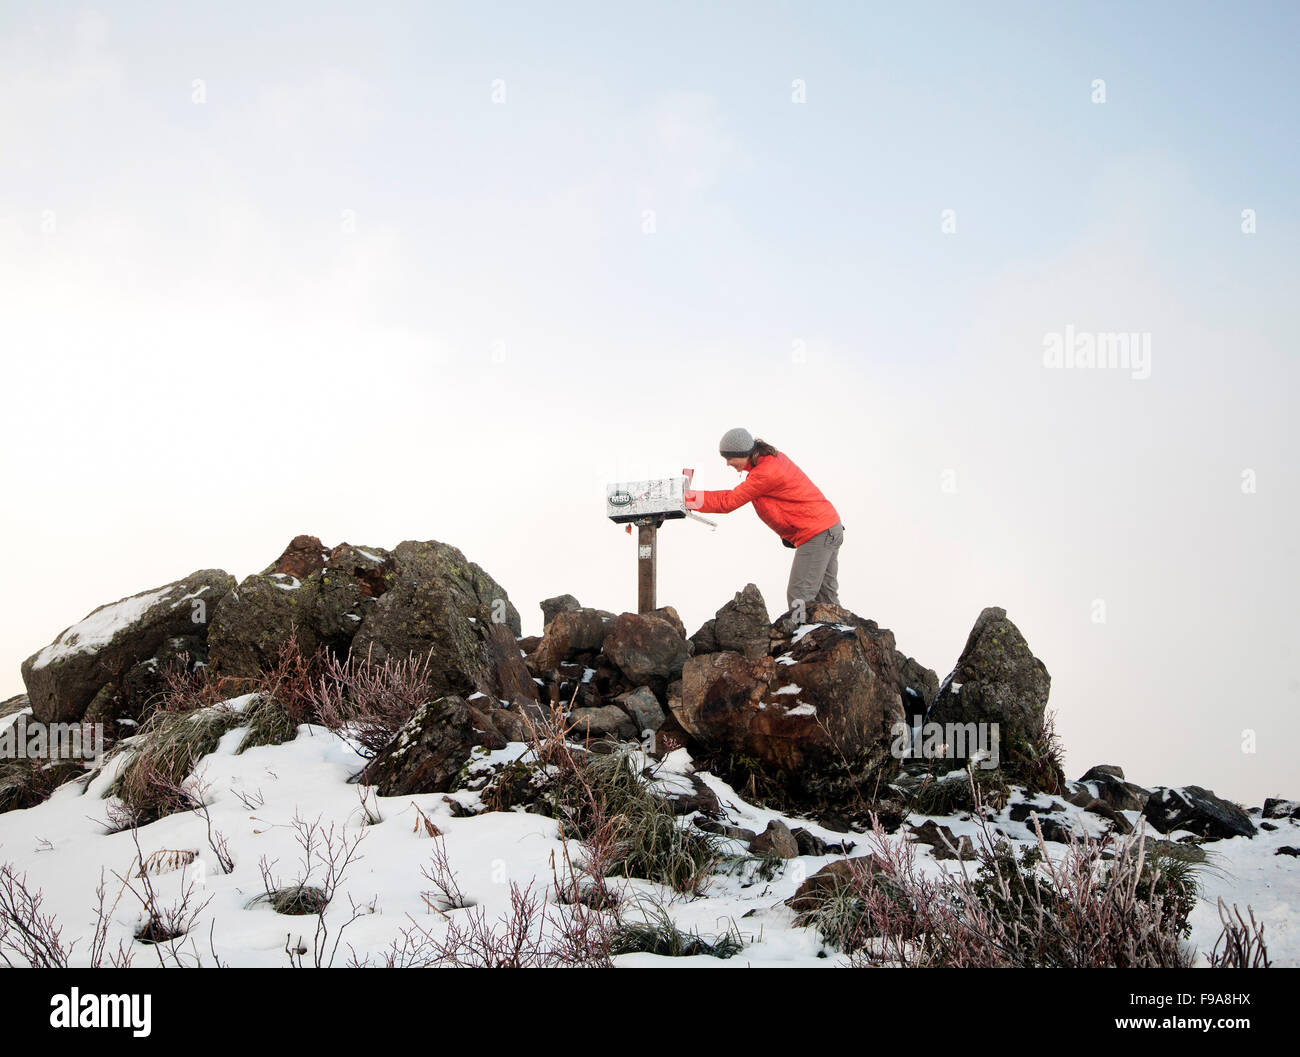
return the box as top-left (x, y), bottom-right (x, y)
top-left (718, 427), bottom-right (755, 457)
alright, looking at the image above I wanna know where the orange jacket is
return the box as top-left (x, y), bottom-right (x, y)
top-left (685, 452), bottom-right (841, 547)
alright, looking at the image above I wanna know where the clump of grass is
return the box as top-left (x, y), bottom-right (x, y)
top-left (107, 702), bottom-right (244, 823)
top-left (611, 900), bottom-right (743, 959)
top-left (512, 700), bottom-right (724, 896)
top-left (718, 852), bottom-right (786, 884)
top-left (910, 766), bottom-right (1009, 817)
top-left (236, 692), bottom-right (301, 753)
top-left (257, 885), bottom-right (330, 916)
top-left (568, 750), bottom-right (724, 896)
top-left (1004, 707), bottom-right (1067, 794)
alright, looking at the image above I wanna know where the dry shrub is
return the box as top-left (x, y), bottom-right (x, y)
top-left (309, 646), bottom-right (440, 758)
top-left (0, 863), bottom-right (69, 967)
top-left (367, 830), bottom-right (616, 969)
top-left (799, 774), bottom-right (1203, 968)
top-left (238, 627), bottom-right (329, 752)
top-left (1210, 899), bottom-right (1271, 968)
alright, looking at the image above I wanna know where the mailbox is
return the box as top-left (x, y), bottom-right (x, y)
top-left (605, 477), bottom-right (689, 524)
top-left (606, 470), bottom-right (714, 614)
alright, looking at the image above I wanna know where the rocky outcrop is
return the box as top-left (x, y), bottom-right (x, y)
top-left (208, 536), bottom-right (396, 676)
top-left (688, 618), bottom-right (718, 655)
top-left (22, 570), bottom-right (236, 724)
top-left (773, 603), bottom-right (937, 711)
top-left (0, 694), bottom-right (29, 720)
top-left (210, 536), bottom-right (522, 700)
top-left (926, 607), bottom-right (1058, 788)
top-left (349, 539), bottom-right (521, 695)
top-left (1142, 785), bottom-right (1256, 841)
top-left (1263, 798), bottom-right (1300, 821)
top-left (672, 622), bottom-right (905, 800)
top-left (208, 563), bottom-right (326, 677)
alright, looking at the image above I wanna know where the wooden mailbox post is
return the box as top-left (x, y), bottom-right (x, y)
top-left (606, 470), bottom-right (714, 614)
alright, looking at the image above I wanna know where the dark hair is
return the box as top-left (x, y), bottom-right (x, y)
top-left (748, 439), bottom-right (779, 465)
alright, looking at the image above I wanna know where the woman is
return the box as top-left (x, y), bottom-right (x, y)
top-left (684, 427), bottom-right (845, 614)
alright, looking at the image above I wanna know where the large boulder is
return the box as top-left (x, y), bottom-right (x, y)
top-left (22, 570), bottom-right (236, 723)
top-left (926, 607), bottom-right (1055, 785)
top-left (1076, 765), bottom-right (1150, 813)
top-left (566, 705), bottom-right (638, 743)
top-left (208, 567), bottom-right (325, 677)
top-left (1142, 785), bottom-right (1256, 841)
top-left (348, 539), bottom-right (521, 696)
top-left (672, 622), bottom-right (905, 798)
top-left (773, 602), bottom-right (937, 708)
top-left (358, 694), bottom-right (500, 795)
top-left (713, 584), bottom-right (771, 660)
top-left (603, 612), bottom-right (690, 685)
top-left (750, 819), bottom-right (799, 858)
top-left (527, 609), bottom-right (611, 673)
top-left (785, 856), bottom-right (885, 918)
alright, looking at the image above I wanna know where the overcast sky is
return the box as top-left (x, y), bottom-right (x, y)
top-left (1, 2), bottom-right (1296, 806)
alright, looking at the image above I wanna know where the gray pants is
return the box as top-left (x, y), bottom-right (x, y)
top-left (787, 522), bottom-right (844, 613)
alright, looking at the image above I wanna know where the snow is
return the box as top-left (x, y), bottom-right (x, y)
top-left (32, 586), bottom-right (174, 669)
top-left (269, 574), bottom-right (300, 591)
top-left (168, 587), bottom-right (211, 610)
top-left (0, 707), bottom-right (33, 736)
top-left (355, 548), bottom-right (384, 564)
top-left (773, 684), bottom-right (801, 695)
top-left (0, 709), bottom-right (1295, 968)
top-left (785, 703), bottom-right (817, 717)
top-left (790, 623), bottom-right (825, 644)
